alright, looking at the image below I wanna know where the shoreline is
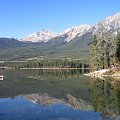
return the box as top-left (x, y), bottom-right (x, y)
top-left (84, 68), bottom-right (120, 79)
top-left (0, 67), bottom-right (15, 70)
top-left (20, 67), bottom-right (89, 70)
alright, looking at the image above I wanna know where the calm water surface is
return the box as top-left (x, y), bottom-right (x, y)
top-left (0, 69), bottom-right (120, 120)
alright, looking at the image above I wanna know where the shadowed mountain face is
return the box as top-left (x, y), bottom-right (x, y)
top-left (0, 12), bottom-right (120, 60)
top-left (0, 38), bottom-right (25, 49)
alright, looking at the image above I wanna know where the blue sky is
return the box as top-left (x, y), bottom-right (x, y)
top-left (0, 0), bottom-right (120, 38)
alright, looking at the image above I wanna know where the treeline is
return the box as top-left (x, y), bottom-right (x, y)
top-left (91, 31), bottom-right (120, 70)
top-left (3, 59), bottom-right (89, 69)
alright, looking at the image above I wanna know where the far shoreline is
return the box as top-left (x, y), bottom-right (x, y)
top-left (20, 67), bottom-right (90, 70)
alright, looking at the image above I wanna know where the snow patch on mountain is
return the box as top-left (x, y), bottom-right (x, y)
top-left (92, 12), bottom-right (120, 36)
top-left (60, 24), bottom-right (91, 42)
top-left (22, 30), bottom-right (56, 42)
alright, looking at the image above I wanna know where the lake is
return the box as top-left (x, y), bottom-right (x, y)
top-left (0, 69), bottom-right (120, 120)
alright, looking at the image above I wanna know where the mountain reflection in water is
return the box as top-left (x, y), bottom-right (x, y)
top-left (23, 93), bottom-right (92, 111)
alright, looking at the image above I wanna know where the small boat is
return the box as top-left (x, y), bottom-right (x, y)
top-left (0, 75), bottom-right (3, 78)
top-left (0, 75), bottom-right (3, 80)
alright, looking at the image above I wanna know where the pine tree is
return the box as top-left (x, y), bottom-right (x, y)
top-left (116, 32), bottom-right (120, 62)
top-left (90, 34), bottom-right (98, 70)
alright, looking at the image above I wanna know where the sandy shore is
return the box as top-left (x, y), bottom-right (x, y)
top-left (84, 69), bottom-right (109, 77)
top-left (84, 68), bottom-right (120, 79)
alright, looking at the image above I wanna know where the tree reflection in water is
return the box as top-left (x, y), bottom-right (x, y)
top-left (90, 78), bottom-right (120, 119)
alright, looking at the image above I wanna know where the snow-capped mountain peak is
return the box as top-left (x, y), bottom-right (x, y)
top-left (92, 12), bottom-right (120, 36)
top-left (106, 12), bottom-right (120, 21)
top-left (60, 24), bottom-right (91, 42)
top-left (22, 25), bottom-right (91, 43)
top-left (23, 30), bottom-right (56, 42)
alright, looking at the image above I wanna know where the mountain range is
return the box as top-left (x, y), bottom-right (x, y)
top-left (22, 24), bottom-right (91, 43)
top-left (0, 12), bottom-right (120, 61)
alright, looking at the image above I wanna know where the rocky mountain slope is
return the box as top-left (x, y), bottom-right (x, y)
top-left (92, 12), bottom-right (120, 36)
top-left (22, 24), bottom-right (91, 43)
top-left (22, 30), bottom-right (56, 42)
